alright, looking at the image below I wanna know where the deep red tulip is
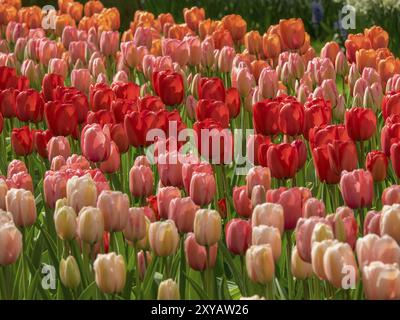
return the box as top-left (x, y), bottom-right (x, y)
top-left (111, 99), bottom-right (137, 123)
top-left (225, 87), bottom-right (240, 119)
top-left (225, 219), bottom-right (251, 255)
top-left (0, 88), bottom-right (19, 118)
top-left (247, 134), bottom-right (271, 166)
top-left (138, 95), bottom-right (165, 112)
top-left (382, 91), bottom-right (400, 121)
top-left (303, 98), bottom-right (332, 140)
top-left (11, 126), bottom-right (33, 156)
top-left (267, 143), bottom-right (299, 179)
top-left (390, 143), bottom-right (400, 179)
top-left (111, 81), bottom-right (140, 100)
top-left (0, 66), bottom-right (17, 90)
top-left (366, 150), bottom-right (388, 182)
top-left (45, 101), bottom-right (78, 137)
top-left (345, 107), bottom-right (377, 141)
top-left (195, 99), bottom-right (230, 128)
top-left (278, 100), bottom-right (304, 136)
top-left (33, 129), bottom-right (53, 158)
top-left (257, 141), bottom-right (272, 168)
top-left (110, 123), bottom-right (129, 154)
top-left (340, 169), bottom-right (374, 209)
top-left (42, 73), bottom-right (64, 102)
top-left (55, 86), bottom-right (89, 123)
top-left (253, 99), bottom-right (280, 135)
top-left (309, 124), bottom-right (351, 149)
top-left (197, 77), bottom-right (225, 101)
top-left (327, 139), bottom-right (358, 177)
top-left (16, 89), bottom-right (44, 123)
top-left (193, 119), bottom-right (233, 165)
top-left (381, 115), bottom-right (400, 156)
top-left (291, 139), bottom-right (307, 171)
top-left (89, 82), bottom-right (116, 112)
top-left (87, 110), bottom-right (116, 127)
top-left (152, 70), bottom-right (184, 106)
top-left (312, 146), bottom-right (341, 184)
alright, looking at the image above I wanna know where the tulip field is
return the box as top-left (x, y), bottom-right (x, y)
top-left (1, 0), bottom-right (400, 302)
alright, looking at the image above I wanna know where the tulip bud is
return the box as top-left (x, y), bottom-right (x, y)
top-left (157, 278), bottom-right (180, 300)
top-left (149, 220), bottom-right (180, 257)
top-left (123, 207), bottom-right (147, 242)
top-left (232, 186), bottom-right (252, 218)
top-left (380, 204), bottom-right (400, 243)
top-left (54, 199), bottom-right (77, 241)
top-left (251, 185), bottom-right (266, 208)
top-left (97, 190), bottom-right (129, 232)
top-left (0, 221), bottom-right (22, 265)
top-left (6, 188), bottom-right (37, 227)
top-left (67, 174), bottom-right (98, 213)
top-left (77, 206), bottom-right (104, 245)
top-left (185, 232), bottom-right (217, 271)
top-left (252, 225), bottom-right (281, 261)
top-left (194, 209), bottom-right (221, 246)
top-left (252, 203), bottom-right (284, 235)
top-left (137, 250), bottom-right (152, 280)
top-left (225, 219), bottom-right (251, 255)
top-left (323, 242), bottom-right (359, 288)
top-left (60, 256), bottom-right (81, 289)
top-left (129, 165), bottom-right (154, 199)
top-left (302, 197), bottom-right (326, 218)
top-left (311, 239), bottom-right (339, 280)
top-left (93, 252), bottom-right (126, 294)
top-left (291, 245), bottom-right (313, 280)
top-left (246, 244), bottom-right (275, 284)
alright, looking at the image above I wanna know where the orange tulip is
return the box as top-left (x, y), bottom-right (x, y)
top-left (251, 60), bottom-right (269, 83)
top-left (168, 24), bottom-right (193, 40)
top-left (199, 19), bottom-right (218, 40)
top-left (212, 28), bottom-right (234, 50)
top-left (244, 31), bottom-right (262, 56)
top-left (78, 16), bottom-right (97, 31)
top-left (345, 33), bottom-right (372, 63)
top-left (84, 0), bottom-right (104, 17)
top-left (378, 56), bottom-right (400, 87)
top-left (279, 18), bottom-right (305, 50)
top-left (262, 33), bottom-right (281, 59)
top-left (67, 2), bottom-right (83, 23)
top-left (158, 13), bottom-right (175, 29)
top-left (320, 41), bottom-right (340, 65)
top-left (376, 48), bottom-right (393, 61)
top-left (18, 6), bottom-right (41, 29)
top-left (55, 14), bottom-right (76, 37)
top-left (59, 0), bottom-right (73, 13)
top-left (183, 6), bottom-right (205, 32)
top-left (356, 49), bottom-right (377, 72)
top-left (365, 26), bottom-right (389, 50)
top-left (222, 14), bottom-right (247, 42)
top-left (0, 4), bottom-right (17, 25)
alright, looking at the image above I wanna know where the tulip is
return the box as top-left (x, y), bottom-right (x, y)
top-left (157, 186), bottom-right (181, 220)
top-left (16, 89), bottom-right (44, 123)
top-left (6, 188), bottom-right (36, 227)
top-left (47, 136), bottom-right (71, 162)
top-left (225, 219), bottom-right (251, 255)
top-left (221, 14), bottom-right (247, 42)
top-left (99, 141), bottom-right (120, 174)
top-left (302, 197), bottom-right (326, 218)
top-left (303, 98), bottom-right (331, 140)
top-left (189, 171), bottom-right (216, 206)
top-left (123, 207), bottom-right (147, 243)
top-left (0, 221), bottom-right (22, 265)
top-left (168, 197), bottom-right (199, 234)
top-left (194, 209), bottom-right (221, 246)
top-left (99, 31), bottom-right (119, 57)
top-left (340, 170), bottom-right (374, 209)
top-left (279, 18), bottom-right (305, 50)
top-left (54, 199), bottom-right (77, 241)
top-left (67, 174), bottom-right (97, 213)
top-left (382, 185), bottom-right (400, 206)
top-left (157, 150), bottom-right (184, 188)
top-left (345, 107), bottom-right (377, 141)
top-left (291, 245), bottom-right (313, 280)
top-left (232, 186), bottom-right (252, 218)
top-left (262, 33), bottom-right (281, 60)
top-left (93, 252), bottom-right (126, 294)
top-left (252, 225), bottom-right (281, 261)
top-left (362, 261), bottom-right (400, 300)
top-left (97, 190), bottom-right (129, 232)
top-left (185, 232), bottom-right (217, 271)
top-left (0, 181), bottom-right (8, 210)
top-left (218, 46), bottom-right (235, 73)
top-left (365, 150), bottom-right (387, 182)
top-left (81, 123), bottom-right (111, 163)
top-left (195, 99), bottom-right (230, 128)
top-left (330, 206), bottom-right (359, 249)
top-left (310, 239), bottom-right (337, 280)
top-left (60, 256), bottom-right (81, 289)
top-left (246, 244), bottom-right (275, 284)
top-left (129, 165), bottom-right (154, 199)
top-left (157, 278), bottom-right (180, 300)
top-left (380, 204), bottom-right (400, 243)
top-left (267, 143), bottom-right (299, 180)
top-left (323, 242), bottom-right (359, 288)
top-left (149, 220), bottom-right (180, 257)
top-left (77, 206), bottom-right (104, 245)
top-left (44, 101), bottom-right (79, 139)
top-left (311, 222), bottom-right (334, 244)
top-left (71, 68), bottom-right (92, 95)
top-left (252, 202), bottom-right (284, 235)
top-left (246, 166), bottom-right (271, 198)
top-left (0, 88), bottom-right (18, 119)
top-left (152, 70), bottom-right (184, 106)
top-left (364, 210), bottom-right (381, 236)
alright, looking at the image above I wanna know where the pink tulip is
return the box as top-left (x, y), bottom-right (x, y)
top-left (246, 166), bottom-right (271, 198)
top-left (232, 186), bottom-right (252, 218)
top-left (7, 160), bottom-right (28, 178)
top-left (225, 218), bottom-right (251, 255)
top-left (364, 210), bottom-right (381, 236)
top-left (6, 171), bottom-right (33, 193)
top-left (69, 41), bottom-right (87, 65)
top-left (62, 26), bottom-right (78, 50)
top-left (340, 169), bottom-right (374, 209)
top-left (259, 67), bottom-right (278, 99)
top-left (162, 38), bottom-right (190, 67)
top-left (182, 161), bottom-right (213, 194)
top-left (48, 58), bottom-right (68, 79)
top-left (129, 165), bottom-right (154, 199)
top-left (47, 136), bottom-right (71, 162)
top-left (50, 155), bottom-right (66, 171)
top-left (81, 124), bottom-right (111, 163)
top-left (0, 222), bottom-right (22, 266)
top-left (218, 46), bottom-right (235, 73)
top-left (157, 186), bottom-right (181, 219)
top-left (38, 39), bottom-right (58, 66)
top-left (97, 190), bottom-right (129, 232)
top-left (328, 206), bottom-right (358, 249)
top-left (157, 150), bottom-right (184, 188)
top-left (185, 232), bottom-right (217, 271)
top-left (189, 171), bottom-right (216, 206)
top-left (100, 141), bottom-right (120, 174)
top-left (302, 197), bottom-right (326, 218)
top-left (71, 68), bottom-right (93, 94)
top-left (168, 197), bottom-right (199, 233)
top-left (382, 185), bottom-right (400, 205)
top-left (100, 31), bottom-right (119, 57)
top-left (133, 27), bottom-right (152, 50)
top-left (43, 171), bottom-right (67, 208)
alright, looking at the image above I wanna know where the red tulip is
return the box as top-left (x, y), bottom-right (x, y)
top-left (197, 77), bottom-right (225, 101)
top-left (366, 150), bottom-right (388, 182)
top-left (87, 110), bottom-right (116, 127)
top-left (382, 91), bottom-right (400, 121)
top-left (99, 141), bottom-right (120, 174)
top-left (0, 88), bottom-right (19, 118)
top-left (328, 206), bottom-right (358, 248)
top-left (11, 126), bottom-right (33, 156)
top-left (340, 169), bottom-right (374, 209)
top-left (110, 123), bottom-right (129, 154)
top-left (193, 119), bottom-right (233, 165)
top-left (291, 139), bottom-right (307, 171)
top-left (247, 134), bottom-right (270, 166)
top-left (345, 107), bottom-right (377, 141)
top-left (309, 124), bottom-right (351, 149)
top-left (278, 100), bottom-right (304, 136)
top-left (185, 233), bottom-right (217, 271)
top-left (55, 86), bottom-right (89, 123)
top-left (152, 70), bottom-right (184, 106)
top-left (16, 89), bottom-right (44, 123)
top-left (225, 87), bottom-right (240, 119)
top-left (111, 81), bottom-right (140, 100)
top-left (33, 129), bottom-right (53, 158)
top-left (303, 98), bottom-right (332, 140)
top-left (381, 115), bottom-right (400, 156)
top-left (267, 143), bottom-right (299, 179)
top-left (225, 219), bottom-right (251, 255)
top-left (0, 66), bottom-right (17, 90)
top-left (327, 139), bottom-right (359, 177)
top-left (81, 124), bottom-right (111, 162)
top-left (232, 186), bottom-right (252, 218)
top-left (42, 73), bottom-right (64, 102)
top-left (111, 99), bottom-right (137, 123)
top-left (89, 82), bottom-right (116, 112)
top-left (195, 99), bottom-right (230, 128)
top-left (253, 99), bottom-right (280, 135)
top-left (45, 101), bottom-right (78, 137)
top-left (390, 143), bottom-right (400, 179)
top-left (138, 96), bottom-right (165, 112)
